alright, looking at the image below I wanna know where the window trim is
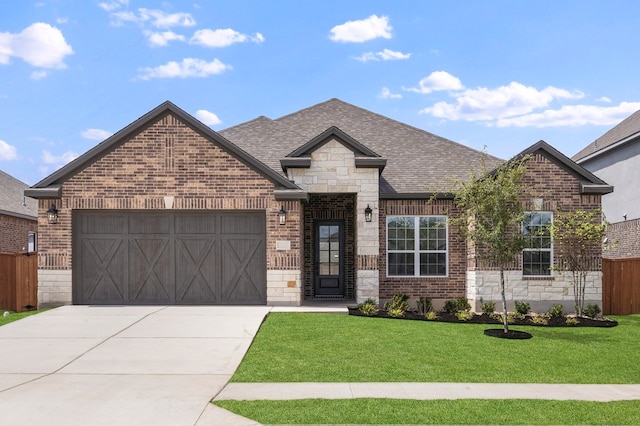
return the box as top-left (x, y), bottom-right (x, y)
top-left (522, 211), bottom-right (553, 277)
top-left (386, 215), bottom-right (448, 278)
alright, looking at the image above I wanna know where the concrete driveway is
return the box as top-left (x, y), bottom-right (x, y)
top-left (0, 305), bottom-right (269, 425)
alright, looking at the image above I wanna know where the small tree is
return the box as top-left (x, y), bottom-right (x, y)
top-left (551, 209), bottom-right (607, 316)
top-left (451, 154), bottom-right (531, 333)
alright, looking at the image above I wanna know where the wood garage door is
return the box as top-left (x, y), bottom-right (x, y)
top-left (72, 211), bottom-right (266, 305)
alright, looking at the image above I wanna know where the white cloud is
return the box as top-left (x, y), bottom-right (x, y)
top-left (42, 150), bottom-right (78, 166)
top-left (0, 140), bottom-right (17, 160)
top-left (355, 48), bottom-right (410, 62)
top-left (111, 8), bottom-right (196, 28)
top-left (190, 29), bottom-right (264, 48)
top-left (420, 81), bottom-right (585, 121)
top-left (330, 15), bottom-right (392, 43)
top-left (81, 128), bottom-right (112, 140)
top-left (56, 17), bottom-right (69, 24)
top-left (494, 102), bottom-right (640, 128)
top-left (98, 0), bottom-right (128, 12)
top-left (146, 30), bottom-right (185, 47)
top-left (404, 71), bottom-right (463, 94)
top-left (30, 70), bottom-right (48, 80)
top-left (379, 87), bottom-right (402, 99)
top-left (137, 58), bottom-right (231, 80)
top-left (0, 23), bottom-right (73, 68)
top-left (194, 109), bottom-right (222, 126)
top-left (597, 96), bottom-right (612, 103)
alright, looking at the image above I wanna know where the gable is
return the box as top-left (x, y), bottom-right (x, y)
top-left (26, 101), bottom-right (299, 199)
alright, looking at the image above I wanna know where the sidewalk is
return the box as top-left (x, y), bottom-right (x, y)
top-left (215, 382), bottom-right (640, 402)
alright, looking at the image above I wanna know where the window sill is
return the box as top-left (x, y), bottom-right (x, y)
top-left (522, 276), bottom-right (555, 281)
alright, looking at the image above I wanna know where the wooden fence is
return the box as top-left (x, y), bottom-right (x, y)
top-left (602, 257), bottom-right (640, 315)
top-left (0, 252), bottom-right (38, 312)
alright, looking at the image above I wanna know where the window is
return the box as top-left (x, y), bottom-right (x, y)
top-left (387, 216), bottom-right (447, 277)
top-left (522, 212), bottom-right (552, 276)
top-left (28, 232), bottom-right (37, 253)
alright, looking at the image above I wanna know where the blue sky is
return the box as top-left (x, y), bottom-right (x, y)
top-left (1, 1), bottom-right (640, 186)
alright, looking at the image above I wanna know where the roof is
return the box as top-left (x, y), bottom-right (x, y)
top-left (27, 101), bottom-right (300, 197)
top-left (573, 109), bottom-right (640, 163)
top-left (0, 169), bottom-right (37, 220)
top-left (516, 140), bottom-right (613, 195)
top-left (221, 98), bottom-right (501, 194)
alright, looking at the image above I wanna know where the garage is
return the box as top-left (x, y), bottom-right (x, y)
top-left (72, 210), bottom-right (266, 305)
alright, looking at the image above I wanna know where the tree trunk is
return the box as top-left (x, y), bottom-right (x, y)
top-left (500, 268), bottom-right (509, 333)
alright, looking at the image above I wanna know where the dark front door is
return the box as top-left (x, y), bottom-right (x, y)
top-left (314, 221), bottom-right (344, 297)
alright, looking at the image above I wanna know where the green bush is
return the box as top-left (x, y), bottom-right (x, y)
top-left (384, 293), bottom-right (410, 316)
top-left (480, 298), bottom-right (496, 315)
top-left (548, 304), bottom-right (564, 318)
top-left (514, 300), bottom-right (531, 315)
top-left (583, 304), bottom-right (601, 318)
top-left (531, 314), bottom-right (549, 325)
top-left (387, 307), bottom-right (405, 318)
top-left (455, 310), bottom-right (473, 321)
top-left (425, 311), bottom-right (437, 320)
top-left (443, 297), bottom-right (471, 314)
top-left (358, 298), bottom-right (378, 316)
top-left (416, 296), bottom-right (433, 315)
top-left (566, 317), bottom-right (579, 326)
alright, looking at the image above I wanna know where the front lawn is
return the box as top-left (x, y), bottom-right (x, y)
top-left (214, 399), bottom-right (640, 425)
top-left (0, 309), bottom-right (46, 326)
top-left (232, 313), bottom-right (640, 384)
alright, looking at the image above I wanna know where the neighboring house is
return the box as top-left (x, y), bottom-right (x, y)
top-left (26, 99), bottom-right (611, 311)
top-left (0, 169), bottom-right (37, 253)
top-left (573, 109), bottom-right (640, 259)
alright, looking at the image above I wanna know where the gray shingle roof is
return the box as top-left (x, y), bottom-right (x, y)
top-left (573, 109), bottom-right (640, 162)
top-left (221, 98), bottom-right (501, 194)
top-left (0, 169), bottom-right (37, 220)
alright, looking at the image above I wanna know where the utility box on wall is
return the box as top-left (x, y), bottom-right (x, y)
top-left (0, 252), bottom-right (38, 312)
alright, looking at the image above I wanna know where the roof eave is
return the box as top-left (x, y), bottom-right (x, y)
top-left (24, 184), bottom-right (62, 199)
top-left (575, 131), bottom-right (640, 164)
top-left (580, 183), bottom-right (614, 195)
top-left (274, 189), bottom-right (308, 201)
top-left (380, 192), bottom-right (454, 200)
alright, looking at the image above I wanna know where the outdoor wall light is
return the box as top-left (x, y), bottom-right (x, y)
top-left (278, 206), bottom-right (287, 225)
top-left (364, 204), bottom-right (373, 223)
top-left (47, 204), bottom-right (59, 224)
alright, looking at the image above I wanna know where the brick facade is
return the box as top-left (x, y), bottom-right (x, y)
top-left (36, 112), bottom-right (302, 306)
top-left (378, 198), bottom-right (466, 306)
top-left (0, 214), bottom-right (37, 253)
top-left (604, 218), bottom-right (640, 259)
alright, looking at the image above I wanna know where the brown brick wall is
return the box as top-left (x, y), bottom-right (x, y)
top-left (604, 218), bottom-right (640, 259)
top-left (379, 198), bottom-right (467, 300)
top-left (37, 112), bottom-right (301, 271)
top-left (0, 214), bottom-right (37, 253)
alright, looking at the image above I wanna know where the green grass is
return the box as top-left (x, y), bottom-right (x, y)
top-left (0, 309), bottom-right (47, 326)
top-left (214, 398), bottom-right (640, 425)
top-left (232, 313), bottom-right (640, 383)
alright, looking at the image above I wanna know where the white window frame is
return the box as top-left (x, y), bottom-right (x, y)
top-left (386, 215), bottom-right (448, 277)
top-left (27, 232), bottom-right (37, 253)
top-left (522, 211), bottom-right (553, 276)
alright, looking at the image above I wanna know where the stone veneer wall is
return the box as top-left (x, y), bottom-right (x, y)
top-left (467, 152), bottom-right (604, 312)
top-left (379, 198), bottom-right (467, 307)
top-left (0, 214), bottom-right (37, 253)
top-left (288, 139), bottom-right (379, 303)
top-left (37, 112), bottom-right (302, 307)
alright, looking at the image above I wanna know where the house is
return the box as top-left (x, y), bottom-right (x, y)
top-left (0, 169), bottom-right (37, 253)
top-left (573, 109), bottom-right (640, 259)
top-left (25, 99), bottom-right (611, 311)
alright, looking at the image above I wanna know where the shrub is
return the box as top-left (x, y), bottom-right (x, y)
top-left (514, 300), bottom-right (531, 315)
top-left (480, 298), bottom-right (496, 315)
top-left (384, 293), bottom-right (410, 315)
top-left (548, 304), bottom-right (564, 318)
top-left (425, 311), bottom-right (437, 320)
top-left (531, 314), bottom-right (549, 325)
top-left (566, 317), bottom-right (580, 326)
top-left (358, 298), bottom-right (378, 316)
top-left (583, 304), bottom-right (601, 318)
top-left (443, 297), bottom-right (471, 314)
top-left (416, 296), bottom-right (433, 315)
top-left (455, 310), bottom-right (473, 321)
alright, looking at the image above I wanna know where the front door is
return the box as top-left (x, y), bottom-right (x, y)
top-left (314, 221), bottom-right (344, 297)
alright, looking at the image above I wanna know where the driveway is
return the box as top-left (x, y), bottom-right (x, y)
top-left (0, 305), bottom-right (269, 425)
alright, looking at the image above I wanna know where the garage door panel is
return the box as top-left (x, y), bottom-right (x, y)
top-left (129, 237), bottom-right (173, 303)
top-left (73, 211), bottom-right (266, 305)
top-left (78, 237), bottom-right (127, 303)
top-left (175, 238), bottom-right (217, 303)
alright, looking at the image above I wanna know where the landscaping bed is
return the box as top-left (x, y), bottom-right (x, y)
top-left (347, 306), bottom-right (618, 328)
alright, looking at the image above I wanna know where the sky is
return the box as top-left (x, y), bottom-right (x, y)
top-left (1, 0), bottom-right (640, 186)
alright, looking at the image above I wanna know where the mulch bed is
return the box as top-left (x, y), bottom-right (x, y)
top-left (347, 307), bottom-right (618, 328)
